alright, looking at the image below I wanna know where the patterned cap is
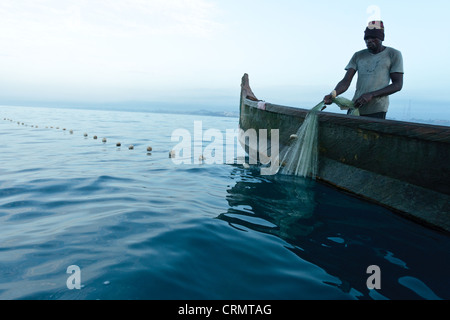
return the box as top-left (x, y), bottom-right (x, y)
top-left (367, 21), bottom-right (384, 30)
top-left (364, 20), bottom-right (385, 41)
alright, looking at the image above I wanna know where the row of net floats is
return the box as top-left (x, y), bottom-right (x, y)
top-left (1, 117), bottom-right (182, 157)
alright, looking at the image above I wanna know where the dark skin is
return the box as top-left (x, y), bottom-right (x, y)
top-left (323, 37), bottom-right (403, 110)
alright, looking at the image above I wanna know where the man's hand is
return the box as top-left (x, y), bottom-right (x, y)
top-left (323, 94), bottom-right (333, 105)
top-left (354, 93), bottom-right (374, 108)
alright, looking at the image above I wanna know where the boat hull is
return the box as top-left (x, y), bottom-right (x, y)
top-left (239, 74), bottom-right (450, 232)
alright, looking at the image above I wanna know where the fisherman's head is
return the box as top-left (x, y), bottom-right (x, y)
top-left (364, 20), bottom-right (385, 53)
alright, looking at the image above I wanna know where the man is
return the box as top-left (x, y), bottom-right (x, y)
top-left (323, 21), bottom-right (404, 119)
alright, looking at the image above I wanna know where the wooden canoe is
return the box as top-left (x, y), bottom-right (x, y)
top-left (239, 73), bottom-right (450, 233)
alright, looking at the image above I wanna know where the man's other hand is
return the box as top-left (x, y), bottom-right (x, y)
top-left (354, 93), bottom-right (374, 108)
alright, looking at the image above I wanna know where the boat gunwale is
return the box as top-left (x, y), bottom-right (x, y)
top-left (243, 98), bottom-right (450, 144)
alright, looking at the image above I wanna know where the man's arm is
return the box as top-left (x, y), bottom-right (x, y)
top-left (354, 72), bottom-right (404, 108)
top-left (323, 68), bottom-right (356, 105)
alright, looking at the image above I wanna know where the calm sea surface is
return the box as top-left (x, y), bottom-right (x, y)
top-left (0, 105), bottom-right (449, 300)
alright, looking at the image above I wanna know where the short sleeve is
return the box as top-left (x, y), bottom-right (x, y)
top-left (345, 53), bottom-right (358, 71)
top-left (390, 49), bottom-right (404, 74)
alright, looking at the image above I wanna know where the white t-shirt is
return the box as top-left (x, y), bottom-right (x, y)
top-left (346, 47), bottom-right (404, 115)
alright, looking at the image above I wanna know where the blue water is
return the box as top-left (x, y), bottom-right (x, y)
top-left (1, 105), bottom-right (449, 300)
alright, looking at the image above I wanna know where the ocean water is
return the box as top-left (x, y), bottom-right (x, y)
top-left (0, 105), bottom-right (449, 300)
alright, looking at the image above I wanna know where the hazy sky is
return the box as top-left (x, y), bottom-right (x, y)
top-left (1, 0), bottom-right (449, 118)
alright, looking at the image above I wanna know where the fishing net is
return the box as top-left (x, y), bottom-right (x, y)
top-left (278, 101), bottom-right (322, 178)
top-left (333, 96), bottom-right (360, 116)
top-left (278, 97), bottom-right (359, 178)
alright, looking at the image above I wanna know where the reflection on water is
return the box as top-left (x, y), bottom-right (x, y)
top-left (219, 170), bottom-right (319, 240)
top-left (219, 167), bottom-right (450, 300)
